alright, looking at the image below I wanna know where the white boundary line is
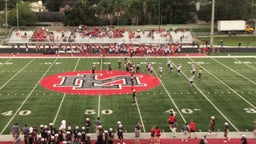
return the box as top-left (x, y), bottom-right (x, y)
top-left (53, 58), bottom-right (81, 124)
top-left (0, 58), bottom-right (58, 134)
top-left (211, 58), bottom-right (256, 85)
top-left (0, 59), bottom-right (34, 90)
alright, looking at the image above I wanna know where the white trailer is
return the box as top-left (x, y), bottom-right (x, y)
top-left (217, 20), bottom-right (246, 32)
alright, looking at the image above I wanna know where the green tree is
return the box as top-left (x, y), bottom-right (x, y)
top-left (215, 0), bottom-right (250, 21)
top-left (197, 0), bottom-right (251, 22)
top-left (44, 0), bottom-right (63, 11)
top-left (8, 1), bottom-right (37, 26)
top-left (63, 2), bottom-right (101, 26)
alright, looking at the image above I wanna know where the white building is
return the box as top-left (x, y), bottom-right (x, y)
top-left (30, 1), bottom-right (47, 12)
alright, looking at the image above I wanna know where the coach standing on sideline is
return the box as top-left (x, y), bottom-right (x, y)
top-left (11, 122), bottom-right (20, 139)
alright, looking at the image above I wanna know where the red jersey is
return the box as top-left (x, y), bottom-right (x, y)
top-left (169, 115), bottom-right (175, 123)
top-left (150, 128), bottom-right (155, 137)
top-left (189, 122), bottom-right (196, 131)
top-left (155, 128), bottom-right (161, 136)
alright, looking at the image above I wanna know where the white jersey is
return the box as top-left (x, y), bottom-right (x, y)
top-left (177, 65), bottom-right (182, 71)
top-left (159, 66), bottom-right (163, 73)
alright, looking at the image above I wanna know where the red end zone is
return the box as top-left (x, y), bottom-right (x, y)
top-left (40, 70), bottom-right (160, 96)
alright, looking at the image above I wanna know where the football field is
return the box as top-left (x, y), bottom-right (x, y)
top-left (0, 56), bottom-right (255, 135)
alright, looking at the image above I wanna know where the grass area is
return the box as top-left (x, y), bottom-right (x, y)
top-left (0, 57), bottom-right (255, 134)
top-left (198, 35), bottom-right (256, 47)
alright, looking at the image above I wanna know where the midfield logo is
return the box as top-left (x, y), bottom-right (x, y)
top-left (40, 70), bottom-right (160, 95)
top-left (55, 74), bottom-right (145, 89)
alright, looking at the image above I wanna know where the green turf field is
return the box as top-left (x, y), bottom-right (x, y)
top-left (0, 56), bottom-right (255, 134)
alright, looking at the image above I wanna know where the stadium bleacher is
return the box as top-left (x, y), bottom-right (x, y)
top-left (8, 27), bottom-right (194, 45)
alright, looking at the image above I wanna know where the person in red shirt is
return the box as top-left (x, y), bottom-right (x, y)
top-left (150, 126), bottom-right (156, 144)
top-left (155, 126), bottom-right (161, 144)
top-left (189, 120), bottom-right (197, 139)
top-left (168, 112), bottom-right (175, 130)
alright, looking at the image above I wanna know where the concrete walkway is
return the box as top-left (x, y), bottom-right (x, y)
top-left (0, 132), bottom-right (255, 141)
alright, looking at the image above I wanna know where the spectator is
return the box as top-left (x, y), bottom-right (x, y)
top-left (135, 122), bottom-right (142, 144)
top-left (150, 126), bottom-right (156, 144)
top-left (11, 122), bottom-right (20, 139)
top-left (13, 134), bottom-right (21, 144)
top-left (189, 120), bottom-right (197, 139)
top-left (155, 126), bottom-right (161, 144)
top-left (253, 119), bottom-right (256, 138)
top-left (223, 122), bottom-right (230, 142)
top-left (95, 117), bottom-right (102, 135)
top-left (117, 124), bottom-right (124, 143)
top-left (23, 124), bottom-right (29, 144)
top-left (172, 119), bottom-right (178, 138)
top-left (241, 134), bottom-right (247, 144)
top-left (199, 135), bottom-right (208, 144)
top-left (208, 116), bottom-right (216, 135)
top-left (182, 123), bottom-right (190, 142)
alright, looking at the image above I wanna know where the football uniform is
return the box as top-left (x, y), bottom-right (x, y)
top-left (177, 64), bottom-right (182, 74)
top-left (136, 63), bottom-right (140, 73)
top-left (118, 60), bottom-right (121, 69)
top-left (92, 65), bottom-right (96, 74)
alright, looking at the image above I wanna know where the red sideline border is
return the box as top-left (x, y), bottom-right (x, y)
top-left (0, 53), bottom-right (207, 58)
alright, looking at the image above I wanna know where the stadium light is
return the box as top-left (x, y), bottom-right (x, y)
top-left (210, 0), bottom-right (215, 51)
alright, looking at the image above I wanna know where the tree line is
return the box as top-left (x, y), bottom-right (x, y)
top-left (0, 0), bottom-right (253, 26)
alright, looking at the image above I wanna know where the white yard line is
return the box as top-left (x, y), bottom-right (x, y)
top-left (0, 59), bottom-right (34, 90)
top-left (135, 97), bottom-right (146, 132)
top-left (97, 55), bottom-right (104, 117)
top-left (189, 58), bottom-right (256, 132)
top-left (233, 58), bottom-right (256, 70)
top-left (53, 58), bottom-right (81, 124)
top-left (212, 58), bottom-right (256, 85)
top-left (97, 96), bottom-right (101, 118)
top-left (152, 68), bottom-right (187, 123)
top-left (0, 59), bottom-right (12, 68)
top-left (193, 58), bottom-right (256, 109)
top-left (0, 58), bottom-right (58, 134)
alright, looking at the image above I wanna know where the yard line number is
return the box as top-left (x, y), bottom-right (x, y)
top-left (3, 108), bottom-right (255, 117)
top-left (1, 109), bottom-right (114, 116)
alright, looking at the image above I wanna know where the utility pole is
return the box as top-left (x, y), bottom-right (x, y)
top-left (5, 0), bottom-right (8, 33)
top-left (158, 0), bottom-right (161, 30)
top-left (17, 3), bottom-right (19, 30)
top-left (251, 0), bottom-right (254, 22)
top-left (210, 0), bottom-right (215, 52)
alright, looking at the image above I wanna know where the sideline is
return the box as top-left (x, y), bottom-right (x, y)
top-left (0, 132), bottom-right (255, 141)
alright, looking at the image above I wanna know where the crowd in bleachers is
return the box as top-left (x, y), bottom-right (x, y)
top-left (10, 25), bottom-right (194, 46)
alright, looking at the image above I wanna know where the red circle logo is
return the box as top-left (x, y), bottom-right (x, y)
top-left (40, 70), bottom-right (160, 96)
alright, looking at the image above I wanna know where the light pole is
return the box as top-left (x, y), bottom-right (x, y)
top-left (210, 0), bottom-right (215, 51)
top-left (251, 0), bottom-right (254, 22)
top-left (5, 0), bottom-right (8, 32)
top-left (16, 3), bottom-right (19, 30)
top-left (158, 0), bottom-right (161, 30)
